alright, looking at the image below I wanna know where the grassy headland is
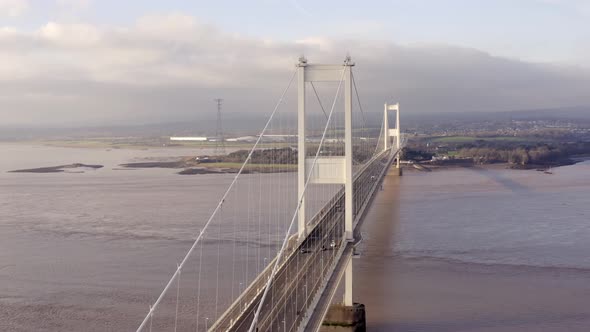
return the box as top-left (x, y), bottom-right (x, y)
top-left (121, 147), bottom-right (298, 175)
top-left (405, 134), bottom-right (590, 169)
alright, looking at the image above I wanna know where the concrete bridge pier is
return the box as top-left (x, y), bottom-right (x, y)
top-left (319, 249), bottom-right (366, 331)
top-left (344, 256), bottom-right (353, 306)
top-left (320, 303), bottom-right (366, 332)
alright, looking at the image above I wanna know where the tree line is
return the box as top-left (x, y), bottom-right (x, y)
top-left (220, 144), bottom-right (377, 165)
top-left (456, 142), bottom-right (590, 165)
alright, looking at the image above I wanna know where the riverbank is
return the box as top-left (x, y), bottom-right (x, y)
top-left (120, 160), bottom-right (296, 174)
top-left (405, 156), bottom-right (588, 173)
top-left (403, 162), bottom-right (509, 173)
top-left (119, 148), bottom-right (298, 174)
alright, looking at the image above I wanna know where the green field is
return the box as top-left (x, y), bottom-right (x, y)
top-left (431, 136), bottom-right (534, 144)
top-left (202, 162), bottom-right (296, 170)
top-left (169, 142), bottom-right (292, 149)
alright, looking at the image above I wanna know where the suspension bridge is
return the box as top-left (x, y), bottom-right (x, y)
top-left (135, 56), bottom-right (404, 332)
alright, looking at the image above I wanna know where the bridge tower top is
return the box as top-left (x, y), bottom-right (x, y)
top-left (384, 102), bottom-right (401, 163)
top-left (296, 55), bottom-right (355, 241)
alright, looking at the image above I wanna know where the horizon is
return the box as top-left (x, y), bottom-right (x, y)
top-left (1, 105), bottom-right (588, 142)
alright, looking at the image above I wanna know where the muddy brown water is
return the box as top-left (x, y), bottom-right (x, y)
top-left (1, 144), bottom-right (589, 331)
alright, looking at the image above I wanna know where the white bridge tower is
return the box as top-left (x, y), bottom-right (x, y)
top-left (296, 56), bottom-right (355, 241)
top-left (384, 102), bottom-right (402, 170)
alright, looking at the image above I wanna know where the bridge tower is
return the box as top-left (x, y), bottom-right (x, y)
top-left (296, 56), bottom-right (355, 241)
top-left (384, 102), bottom-right (402, 171)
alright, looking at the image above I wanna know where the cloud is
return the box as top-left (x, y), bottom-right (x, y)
top-left (0, 0), bottom-right (28, 17)
top-left (39, 21), bottom-right (101, 45)
top-left (0, 14), bottom-right (589, 127)
top-left (535, 0), bottom-right (590, 16)
top-left (288, 0), bottom-right (313, 18)
top-left (56, 0), bottom-right (92, 10)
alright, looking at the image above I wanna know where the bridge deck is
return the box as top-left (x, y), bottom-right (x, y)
top-left (211, 149), bottom-right (396, 332)
top-left (304, 151), bottom-right (396, 332)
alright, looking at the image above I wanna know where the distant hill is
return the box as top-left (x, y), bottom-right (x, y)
top-left (0, 112), bottom-right (270, 141)
top-left (402, 106), bottom-right (590, 126)
top-left (505, 106), bottom-right (590, 120)
top-left (1, 106), bottom-right (588, 141)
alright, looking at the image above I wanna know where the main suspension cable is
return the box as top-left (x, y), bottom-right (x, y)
top-left (136, 69), bottom-right (297, 332)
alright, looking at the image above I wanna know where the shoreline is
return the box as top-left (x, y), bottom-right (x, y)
top-left (120, 160), bottom-right (296, 175)
top-left (405, 157), bottom-right (587, 173)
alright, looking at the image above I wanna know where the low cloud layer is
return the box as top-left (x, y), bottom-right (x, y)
top-left (1, 14), bottom-right (589, 127)
top-left (0, 0), bottom-right (29, 17)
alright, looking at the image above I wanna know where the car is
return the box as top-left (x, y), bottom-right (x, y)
top-left (330, 240), bottom-right (337, 248)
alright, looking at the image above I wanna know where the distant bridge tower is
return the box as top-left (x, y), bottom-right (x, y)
top-left (296, 56), bottom-right (355, 241)
top-left (214, 98), bottom-right (226, 155)
top-left (384, 102), bottom-right (402, 170)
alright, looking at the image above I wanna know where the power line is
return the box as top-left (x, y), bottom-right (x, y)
top-left (214, 98), bottom-right (226, 155)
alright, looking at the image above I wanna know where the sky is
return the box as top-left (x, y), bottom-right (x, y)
top-left (1, 0), bottom-right (589, 127)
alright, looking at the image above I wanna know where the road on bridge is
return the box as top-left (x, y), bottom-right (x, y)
top-left (215, 154), bottom-right (390, 332)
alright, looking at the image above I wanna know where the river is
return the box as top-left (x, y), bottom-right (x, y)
top-left (356, 160), bottom-right (590, 331)
top-left (0, 143), bottom-right (589, 331)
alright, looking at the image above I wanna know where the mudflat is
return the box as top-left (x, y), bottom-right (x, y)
top-left (8, 163), bottom-right (103, 173)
